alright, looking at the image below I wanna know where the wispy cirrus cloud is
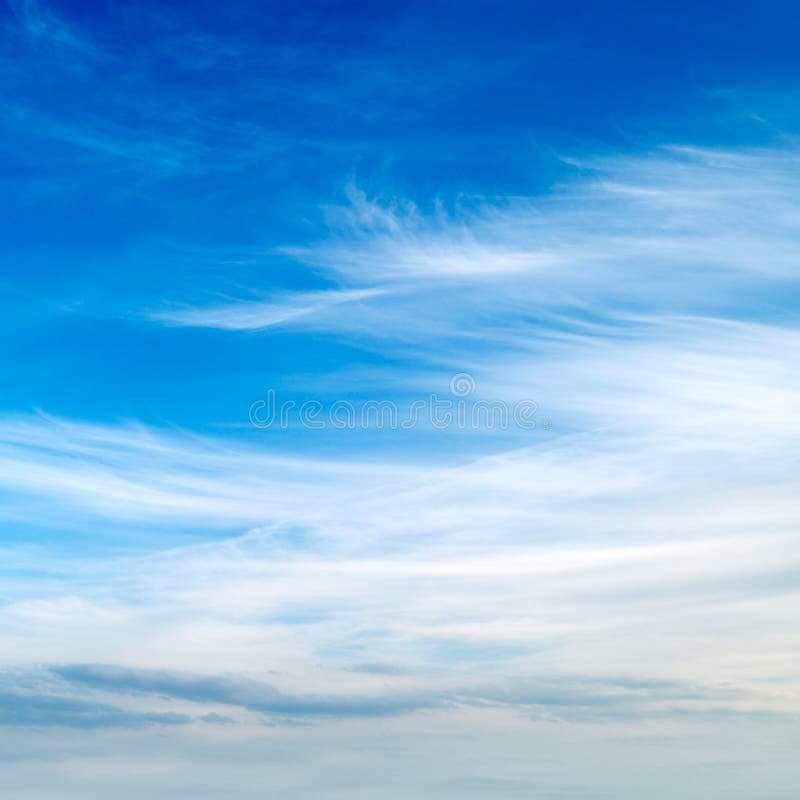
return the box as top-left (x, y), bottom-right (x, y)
top-left (133, 144), bottom-right (800, 343)
top-left (150, 288), bottom-right (386, 331)
top-left (272, 146), bottom-right (800, 334)
top-left (3, 0), bottom-right (800, 793)
top-left (2, 137), bottom-right (800, 702)
top-left (6, 0), bottom-right (99, 57)
top-left (0, 396), bottom-right (798, 704)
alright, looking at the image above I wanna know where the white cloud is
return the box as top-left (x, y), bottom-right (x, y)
top-left (150, 288), bottom-right (386, 331)
top-left (2, 142), bottom-right (800, 787)
top-left (282, 147), bottom-right (800, 292)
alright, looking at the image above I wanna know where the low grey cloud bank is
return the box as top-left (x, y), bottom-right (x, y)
top-left (0, 689), bottom-right (191, 729)
top-left (51, 663), bottom-right (447, 720)
top-left (28, 664), bottom-right (778, 728)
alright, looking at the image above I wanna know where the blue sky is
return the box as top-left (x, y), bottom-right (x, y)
top-left (2, 1), bottom-right (800, 798)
